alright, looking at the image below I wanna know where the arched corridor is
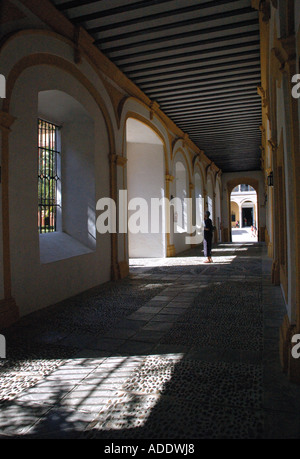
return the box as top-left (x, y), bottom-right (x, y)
top-left (0, 0), bottom-right (300, 441)
top-left (231, 184), bottom-right (258, 243)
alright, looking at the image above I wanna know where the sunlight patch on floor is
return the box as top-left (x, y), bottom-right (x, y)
top-left (129, 256), bottom-right (236, 268)
top-left (88, 353), bottom-right (185, 432)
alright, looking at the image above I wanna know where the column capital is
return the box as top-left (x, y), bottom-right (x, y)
top-left (116, 155), bottom-right (127, 167)
top-left (251, 0), bottom-right (271, 22)
top-left (182, 133), bottom-right (189, 148)
top-left (165, 174), bottom-right (174, 182)
top-left (259, 124), bottom-right (265, 133)
top-left (257, 86), bottom-right (269, 107)
top-left (268, 139), bottom-right (278, 152)
top-left (272, 35), bottom-right (296, 72)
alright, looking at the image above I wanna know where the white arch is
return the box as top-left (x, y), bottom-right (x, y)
top-left (1, 30), bottom-right (117, 135)
top-left (175, 160), bottom-right (188, 233)
top-left (195, 171), bottom-right (204, 235)
top-left (206, 175), bottom-right (214, 222)
top-left (214, 177), bottom-right (222, 241)
top-left (8, 62), bottom-right (112, 315)
top-left (119, 98), bottom-right (171, 171)
top-left (125, 116), bottom-right (166, 259)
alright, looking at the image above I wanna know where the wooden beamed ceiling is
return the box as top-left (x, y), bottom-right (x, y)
top-left (52, 0), bottom-right (262, 172)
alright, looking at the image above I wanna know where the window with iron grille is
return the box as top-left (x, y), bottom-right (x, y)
top-left (38, 119), bottom-right (61, 233)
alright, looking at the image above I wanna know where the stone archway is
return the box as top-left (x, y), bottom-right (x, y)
top-left (226, 177), bottom-right (263, 242)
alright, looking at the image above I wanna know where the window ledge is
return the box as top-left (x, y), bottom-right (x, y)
top-left (39, 232), bottom-right (93, 264)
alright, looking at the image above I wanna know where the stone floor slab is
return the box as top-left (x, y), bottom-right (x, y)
top-left (0, 242), bottom-right (299, 439)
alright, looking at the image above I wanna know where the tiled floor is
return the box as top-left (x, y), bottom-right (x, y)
top-left (0, 242), bottom-right (299, 439)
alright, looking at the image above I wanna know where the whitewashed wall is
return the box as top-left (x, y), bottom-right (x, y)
top-left (127, 142), bottom-right (165, 258)
top-left (8, 65), bottom-right (111, 316)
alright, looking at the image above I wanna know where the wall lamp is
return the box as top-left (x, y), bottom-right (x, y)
top-left (267, 171), bottom-right (273, 187)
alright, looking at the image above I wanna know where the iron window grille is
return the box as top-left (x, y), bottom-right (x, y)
top-left (38, 119), bottom-right (61, 233)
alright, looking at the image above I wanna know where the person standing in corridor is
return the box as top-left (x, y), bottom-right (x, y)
top-left (203, 210), bottom-right (213, 263)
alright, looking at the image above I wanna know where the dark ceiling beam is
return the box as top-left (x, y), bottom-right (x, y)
top-left (172, 107), bottom-right (261, 122)
top-left (209, 152), bottom-right (260, 157)
top-left (192, 139), bottom-right (260, 145)
top-left (178, 117), bottom-right (261, 127)
top-left (161, 103), bottom-right (253, 117)
top-left (58, 0), bottom-right (172, 14)
top-left (85, 0), bottom-right (243, 34)
top-left (191, 137), bottom-right (260, 144)
top-left (190, 134), bottom-right (261, 142)
top-left (177, 120), bottom-right (261, 131)
top-left (56, 0), bottom-right (102, 10)
top-left (159, 90), bottom-right (258, 108)
top-left (155, 82), bottom-right (261, 102)
top-left (166, 102), bottom-right (261, 118)
top-left (137, 64), bottom-right (261, 90)
top-left (210, 149), bottom-right (261, 153)
top-left (191, 131), bottom-right (260, 139)
top-left (115, 40), bottom-right (260, 69)
top-left (203, 150), bottom-right (260, 155)
top-left (192, 136), bottom-right (260, 142)
top-left (109, 29), bottom-right (259, 61)
top-left (99, 18), bottom-right (259, 52)
top-left (188, 122), bottom-right (261, 133)
top-left (147, 72), bottom-right (261, 98)
top-left (178, 117), bottom-right (262, 129)
top-left (206, 156), bottom-right (259, 161)
top-left (210, 164), bottom-right (259, 169)
top-left (164, 97), bottom-right (261, 114)
top-left (199, 154), bottom-right (260, 161)
top-left (168, 108), bottom-right (261, 118)
top-left (181, 125), bottom-right (261, 134)
top-left (176, 117), bottom-right (262, 127)
top-left (196, 150), bottom-right (259, 155)
top-left (93, 7), bottom-right (256, 44)
top-left (201, 158), bottom-right (259, 164)
top-left (191, 140), bottom-right (260, 146)
top-left (51, 0), bottom-right (261, 174)
top-left (132, 56), bottom-right (260, 82)
top-left (193, 146), bottom-right (259, 153)
top-left (120, 42), bottom-right (260, 72)
top-left (206, 160), bottom-right (260, 165)
top-left (173, 117), bottom-right (261, 129)
top-left (208, 157), bottom-right (259, 162)
top-left (168, 108), bottom-right (261, 122)
top-left (126, 50), bottom-right (260, 77)
top-left (179, 128), bottom-right (261, 136)
top-left (149, 87), bottom-right (260, 103)
top-left (170, 106), bottom-right (261, 117)
top-left (198, 144), bottom-right (260, 150)
top-left (216, 167), bottom-right (261, 172)
top-left (105, 30), bottom-right (257, 62)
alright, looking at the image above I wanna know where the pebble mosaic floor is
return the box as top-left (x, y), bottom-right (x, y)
top-left (0, 242), bottom-right (300, 439)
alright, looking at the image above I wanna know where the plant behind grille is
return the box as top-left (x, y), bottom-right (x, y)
top-left (38, 119), bottom-right (60, 233)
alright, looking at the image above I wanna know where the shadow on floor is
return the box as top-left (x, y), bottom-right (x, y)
top-left (0, 243), bottom-right (299, 439)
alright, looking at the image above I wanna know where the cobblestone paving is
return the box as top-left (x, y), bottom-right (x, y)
top-left (0, 242), bottom-right (300, 439)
